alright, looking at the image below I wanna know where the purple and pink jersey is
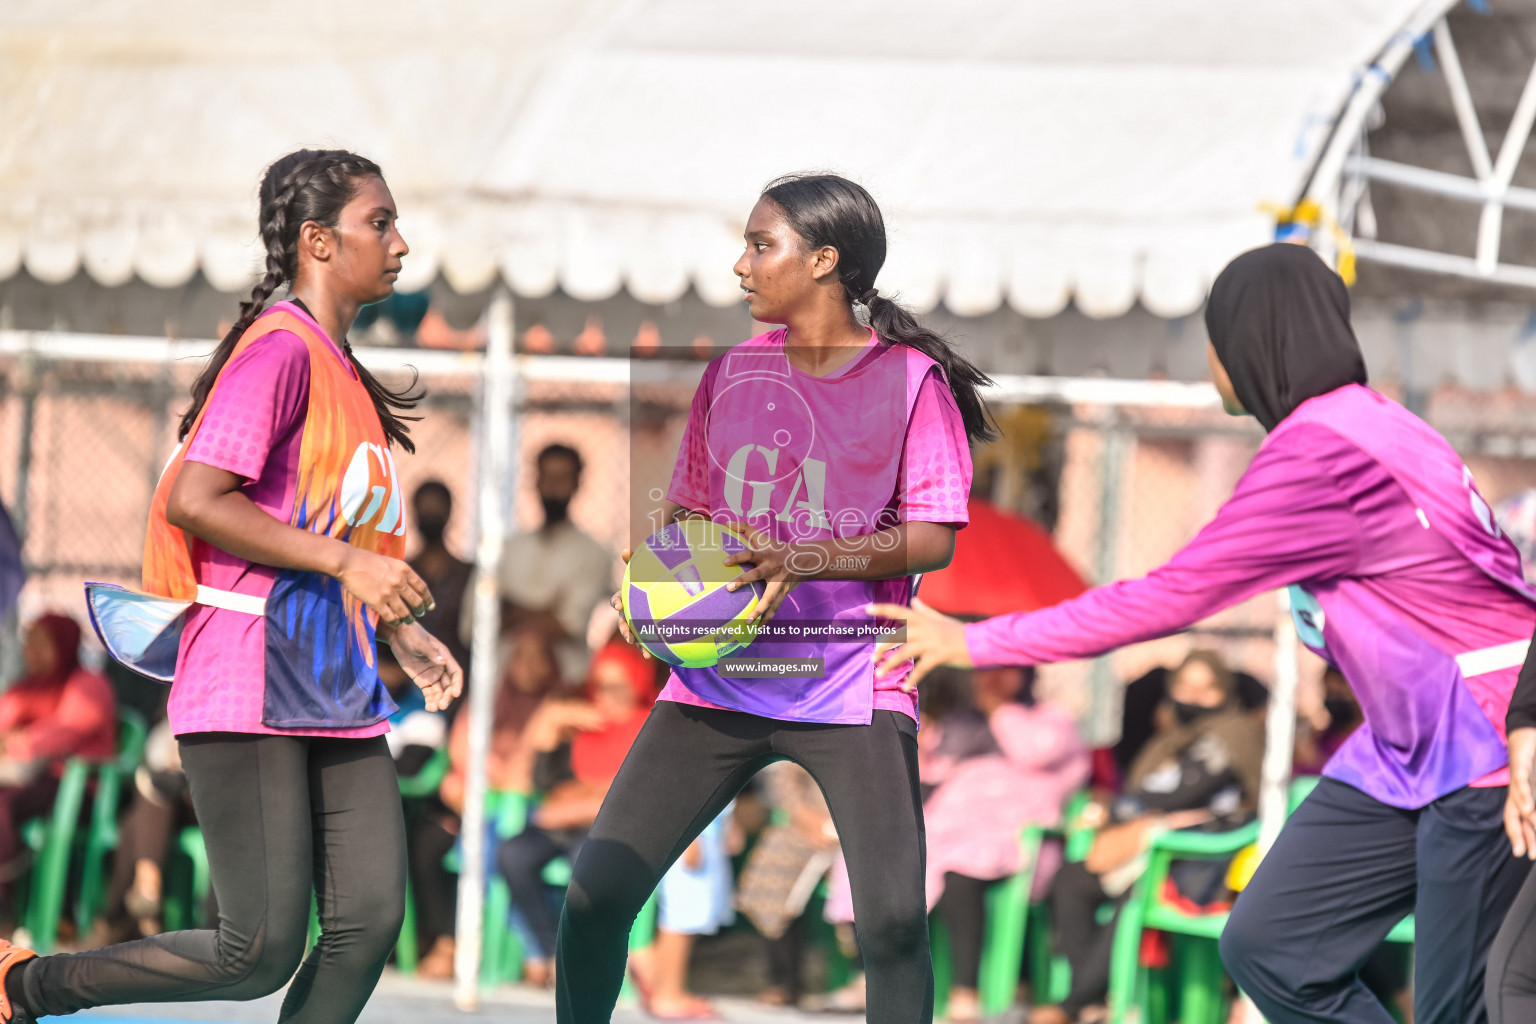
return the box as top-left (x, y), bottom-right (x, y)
top-left (169, 301), bottom-right (397, 738)
top-left (660, 328), bottom-right (972, 725)
top-left (967, 384), bottom-right (1536, 809)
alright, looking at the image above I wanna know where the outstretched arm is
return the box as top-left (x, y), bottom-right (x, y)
top-left (965, 436), bottom-right (1360, 665)
top-left (876, 428), bottom-right (1363, 686)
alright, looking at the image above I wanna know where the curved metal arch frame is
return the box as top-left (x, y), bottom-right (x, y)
top-left (1304, 0), bottom-right (1536, 289)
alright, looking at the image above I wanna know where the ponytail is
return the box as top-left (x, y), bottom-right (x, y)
top-left (179, 149), bottom-right (421, 453)
top-left (863, 294), bottom-right (997, 444)
top-left (761, 173), bottom-right (998, 445)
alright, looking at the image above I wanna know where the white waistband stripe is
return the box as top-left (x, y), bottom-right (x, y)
top-left (1456, 639), bottom-right (1531, 678)
top-left (195, 585), bottom-right (266, 616)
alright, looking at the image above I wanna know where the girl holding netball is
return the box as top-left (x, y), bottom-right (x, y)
top-left (877, 243), bottom-right (1536, 1024)
top-left (0, 149), bottom-right (461, 1024)
top-left (562, 174), bottom-right (993, 1023)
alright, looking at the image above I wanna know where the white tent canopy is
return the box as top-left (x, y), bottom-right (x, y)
top-left (1, 0), bottom-right (1436, 319)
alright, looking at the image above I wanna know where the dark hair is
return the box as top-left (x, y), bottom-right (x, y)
top-left (178, 149), bottom-right (421, 452)
top-left (412, 479), bottom-right (452, 507)
top-left (760, 173), bottom-right (998, 444)
top-left (537, 443), bottom-right (584, 474)
top-left (1170, 649), bottom-right (1236, 707)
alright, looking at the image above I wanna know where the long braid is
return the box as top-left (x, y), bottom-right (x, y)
top-left (179, 150), bottom-right (421, 451)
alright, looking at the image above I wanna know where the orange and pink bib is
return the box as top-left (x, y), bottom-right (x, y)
top-left (87, 303), bottom-right (406, 733)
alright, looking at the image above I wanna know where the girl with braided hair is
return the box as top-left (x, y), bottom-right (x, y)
top-left (0, 149), bottom-right (462, 1024)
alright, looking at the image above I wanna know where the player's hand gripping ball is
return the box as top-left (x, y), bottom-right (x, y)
top-left (621, 519), bottom-right (767, 667)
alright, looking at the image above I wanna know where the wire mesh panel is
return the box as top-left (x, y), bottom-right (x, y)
top-left (15, 343), bottom-right (1536, 743)
top-left (0, 346), bottom-right (1282, 740)
top-left (0, 352), bottom-right (486, 626)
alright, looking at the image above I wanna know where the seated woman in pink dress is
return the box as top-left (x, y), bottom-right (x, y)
top-left (922, 666), bottom-right (1089, 1022)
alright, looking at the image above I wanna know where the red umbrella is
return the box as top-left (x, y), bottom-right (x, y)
top-left (917, 499), bottom-right (1089, 618)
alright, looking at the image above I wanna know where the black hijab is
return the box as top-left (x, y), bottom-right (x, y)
top-left (1205, 243), bottom-right (1367, 432)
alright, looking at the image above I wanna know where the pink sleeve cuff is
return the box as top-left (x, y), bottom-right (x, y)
top-left (964, 618), bottom-right (1008, 669)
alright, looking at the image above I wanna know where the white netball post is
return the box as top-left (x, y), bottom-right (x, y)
top-left (454, 288), bottom-right (516, 1010)
top-left (1259, 588), bottom-right (1301, 855)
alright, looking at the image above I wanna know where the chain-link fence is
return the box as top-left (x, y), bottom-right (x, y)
top-left (0, 347), bottom-right (476, 619)
top-left (18, 336), bottom-right (1536, 745)
top-left (0, 336), bottom-right (1315, 744)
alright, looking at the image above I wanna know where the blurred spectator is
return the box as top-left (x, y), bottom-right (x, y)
top-left (1030, 651), bottom-right (1262, 1024)
top-left (0, 498), bottom-right (20, 624)
top-left (89, 718), bottom-right (196, 947)
top-left (408, 481), bottom-right (472, 715)
top-left (494, 443), bottom-right (613, 686)
top-left (496, 640), bottom-right (654, 984)
top-left (1497, 488), bottom-right (1536, 585)
top-left (417, 629), bottom-right (562, 980)
top-left (380, 647), bottom-right (448, 774)
top-left (101, 659), bottom-right (166, 734)
top-left (1112, 667), bottom-right (1168, 785)
top-left (0, 614), bottom-right (116, 925)
top-left (808, 669), bottom-right (997, 1016)
top-left (1112, 662), bottom-right (1267, 786)
top-left (916, 666), bottom-right (982, 801)
top-left (736, 762), bottom-right (840, 1008)
top-left (1293, 667), bottom-right (1363, 776)
top-left (441, 628), bottom-right (562, 812)
top-left (923, 666), bottom-right (1090, 1022)
top-left (368, 647), bottom-right (450, 977)
top-left (813, 857), bottom-right (868, 1015)
top-left (630, 805), bottom-right (738, 1018)
top-left (807, 675), bottom-right (999, 1015)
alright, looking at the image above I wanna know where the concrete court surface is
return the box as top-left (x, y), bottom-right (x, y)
top-left (47, 970), bottom-right (852, 1024)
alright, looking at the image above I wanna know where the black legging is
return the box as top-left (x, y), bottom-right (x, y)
top-left (499, 824), bottom-right (586, 959)
top-left (1488, 860), bottom-right (1536, 1023)
top-left (106, 770), bottom-right (194, 934)
top-left (557, 702), bottom-right (931, 1024)
top-left (406, 811), bottom-right (459, 954)
top-left (17, 733), bottom-right (405, 1024)
top-left (935, 872), bottom-right (992, 991)
top-left (1050, 859), bottom-right (1128, 1017)
top-left (767, 915), bottom-right (806, 998)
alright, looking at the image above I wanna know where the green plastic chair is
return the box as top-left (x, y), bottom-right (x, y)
top-left (397, 745), bottom-right (450, 800)
top-left (162, 825), bottom-right (209, 932)
top-left (460, 790), bottom-right (658, 993)
top-left (1106, 776), bottom-right (1413, 1024)
top-left (1030, 791), bottom-right (1097, 1005)
top-left (16, 759), bottom-right (92, 953)
top-left (931, 791), bottom-right (1091, 1018)
top-left (74, 709), bottom-right (150, 935)
top-left (17, 709), bottom-right (148, 953)
top-left (468, 789), bottom-right (530, 988)
top-left (1104, 816), bottom-right (1258, 1024)
top-left (440, 790), bottom-right (557, 987)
